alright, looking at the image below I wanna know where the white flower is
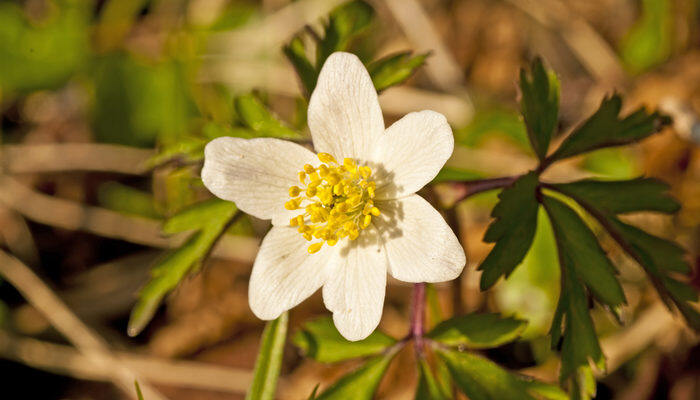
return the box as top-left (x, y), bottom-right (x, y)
top-left (201, 52), bottom-right (465, 341)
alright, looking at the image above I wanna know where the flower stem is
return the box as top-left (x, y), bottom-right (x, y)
top-left (410, 282), bottom-right (426, 355)
top-left (450, 176), bottom-right (519, 203)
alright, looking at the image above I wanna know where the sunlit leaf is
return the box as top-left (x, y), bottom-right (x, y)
top-left (246, 313), bottom-right (288, 400)
top-left (519, 58), bottom-right (559, 161)
top-left (368, 51), bottom-right (428, 92)
top-left (438, 349), bottom-right (565, 400)
top-left (134, 381), bottom-right (145, 400)
top-left (316, 354), bottom-right (395, 400)
top-left (478, 172), bottom-right (539, 289)
top-left (235, 93), bottom-right (303, 139)
top-left (426, 313), bottom-right (526, 349)
top-left (97, 182), bottom-right (159, 219)
top-left (570, 365), bottom-right (597, 400)
top-left (454, 108), bottom-right (529, 150)
top-left (619, 0), bottom-right (672, 74)
top-left (293, 317), bottom-right (396, 363)
top-left (128, 199), bottom-right (237, 336)
top-left (548, 94), bottom-right (671, 162)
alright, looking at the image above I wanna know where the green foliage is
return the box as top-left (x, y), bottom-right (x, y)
top-left (619, 0), bottom-right (672, 74)
top-left (454, 108), bottom-right (529, 150)
top-left (246, 313), bottom-right (289, 400)
top-left (368, 51), bottom-right (428, 92)
top-left (97, 182), bottom-right (159, 219)
top-left (283, 36), bottom-right (318, 95)
top-left (519, 58), bottom-right (559, 160)
top-left (315, 354), bottom-right (395, 400)
top-left (415, 358), bottom-right (451, 400)
top-left (571, 366), bottom-right (597, 400)
top-left (438, 349), bottom-right (566, 400)
top-left (552, 178), bottom-right (679, 215)
top-left (0, 0), bottom-right (89, 94)
top-left (293, 317), bottom-right (396, 363)
top-left (127, 199), bottom-right (238, 336)
top-left (478, 173), bottom-right (539, 289)
top-left (316, 1), bottom-right (374, 68)
top-left (426, 313), bottom-right (527, 348)
top-left (547, 94), bottom-right (671, 162)
top-left (234, 94), bottom-right (304, 140)
top-left (432, 167), bottom-right (483, 183)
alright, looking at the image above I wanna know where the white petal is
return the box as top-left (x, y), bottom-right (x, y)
top-left (249, 226), bottom-right (336, 319)
top-left (201, 137), bottom-right (316, 225)
top-left (371, 110), bottom-right (454, 199)
top-left (322, 229), bottom-right (388, 341)
top-left (308, 52), bottom-right (384, 161)
top-left (374, 195), bottom-right (465, 283)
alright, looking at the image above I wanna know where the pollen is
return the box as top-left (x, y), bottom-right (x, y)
top-left (286, 153), bottom-right (380, 254)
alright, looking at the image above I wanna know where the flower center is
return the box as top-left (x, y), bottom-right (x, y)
top-left (285, 152), bottom-right (380, 254)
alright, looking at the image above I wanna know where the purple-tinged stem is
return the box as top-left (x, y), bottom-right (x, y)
top-left (410, 282), bottom-right (426, 354)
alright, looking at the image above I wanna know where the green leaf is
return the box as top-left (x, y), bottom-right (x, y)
top-left (548, 94), bottom-right (671, 162)
top-left (519, 58), bottom-right (559, 160)
top-left (438, 349), bottom-right (565, 400)
top-left (426, 313), bottom-right (527, 349)
top-left (283, 36), bottom-right (318, 95)
top-left (293, 317), bottom-right (396, 363)
top-left (134, 381), bottom-right (145, 400)
top-left (368, 51), bottom-right (428, 92)
top-left (619, 0), bottom-right (672, 74)
top-left (454, 108), bottom-right (529, 150)
top-left (234, 94), bottom-right (303, 139)
top-left (570, 365), bottom-right (597, 400)
top-left (128, 199), bottom-right (237, 336)
top-left (432, 167), bottom-right (484, 183)
top-left (415, 357), bottom-right (451, 400)
top-left (97, 182), bottom-right (159, 219)
top-left (551, 178), bottom-right (679, 215)
top-left (316, 354), bottom-right (395, 400)
top-left (317, 1), bottom-right (374, 68)
top-left (246, 313), bottom-right (288, 400)
top-left (478, 172), bottom-right (539, 289)
top-left (543, 197), bottom-right (606, 380)
top-left (307, 384), bottom-right (320, 400)
top-left (542, 196), bottom-right (626, 308)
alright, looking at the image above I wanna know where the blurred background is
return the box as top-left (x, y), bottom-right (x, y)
top-left (0, 0), bottom-right (699, 399)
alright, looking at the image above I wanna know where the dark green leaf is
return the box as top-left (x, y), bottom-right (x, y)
top-left (134, 381), bottom-right (145, 400)
top-left (128, 199), bottom-right (237, 336)
top-left (426, 313), bottom-right (527, 348)
top-left (234, 94), bottom-right (303, 139)
top-left (542, 196), bottom-right (626, 308)
top-left (438, 349), bottom-right (565, 400)
top-left (415, 357), bottom-right (451, 400)
top-left (368, 51), bottom-right (428, 92)
top-left (548, 94), bottom-right (671, 162)
top-left (246, 313), bottom-right (289, 400)
top-left (283, 36), bottom-right (318, 95)
top-left (551, 178), bottom-right (679, 214)
top-left (478, 172), bottom-right (539, 289)
top-left (316, 354), bottom-right (395, 400)
top-left (293, 317), bottom-right (396, 363)
top-left (307, 384), bottom-right (320, 400)
top-left (519, 58), bottom-right (559, 160)
top-left (317, 1), bottom-right (374, 67)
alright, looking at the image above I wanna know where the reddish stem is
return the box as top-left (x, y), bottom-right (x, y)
top-left (410, 282), bottom-right (426, 354)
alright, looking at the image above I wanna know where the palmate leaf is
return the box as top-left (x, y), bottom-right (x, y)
top-left (127, 199), bottom-right (237, 336)
top-left (478, 172), bottom-right (539, 289)
top-left (246, 313), bottom-right (288, 400)
top-left (542, 195), bottom-right (609, 380)
top-left (549, 181), bottom-right (700, 330)
top-left (315, 353), bottom-right (396, 400)
top-left (293, 317), bottom-right (396, 363)
top-left (437, 349), bottom-right (567, 400)
top-left (426, 313), bottom-right (527, 348)
top-left (548, 94), bottom-right (671, 162)
top-left (519, 58), bottom-right (559, 161)
top-left (368, 51), bottom-right (428, 92)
